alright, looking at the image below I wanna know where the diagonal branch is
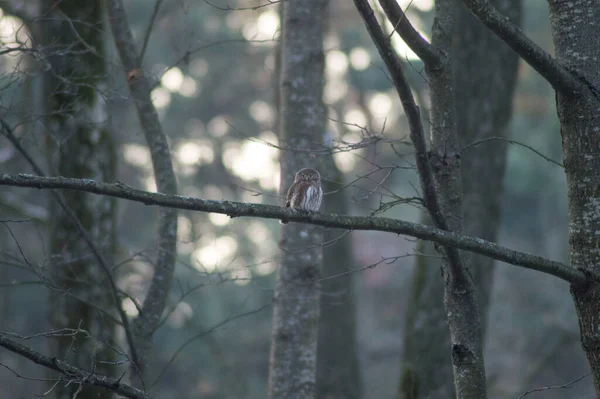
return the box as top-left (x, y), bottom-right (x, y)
top-left (137, 0), bottom-right (164, 67)
top-left (0, 173), bottom-right (586, 285)
top-left (352, 0), bottom-right (447, 231)
top-left (0, 334), bottom-right (152, 399)
top-left (460, 0), bottom-right (581, 94)
top-left (105, 0), bottom-right (178, 378)
top-left (353, 0), bottom-right (467, 282)
top-left (378, 0), bottom-right (443, 68)
top-left (0, 120), bottom-right (142, 372)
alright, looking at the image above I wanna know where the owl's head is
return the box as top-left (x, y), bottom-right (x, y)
top-left (295, 168), bottom-right (321, 183)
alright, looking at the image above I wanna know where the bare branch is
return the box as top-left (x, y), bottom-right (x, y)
top-left (152, 302), bottom-right (271, 388)
top-left (204, 0), bottom-right (282, 11)
top-left (378, 0), bottom-right (443, 68)
top-left (137, 0), bottom-right (164, 67)
top-left (352, 0), bottom-right (447, 231)
top-left (0, 334), bottom-right (152, 399)
top-left (0, 120), bottom-right (141, 371)
top-left (106, 0), bottom-right (179, 376)
top-left (517, 373), bottom-right (591, 399)
top-left (460, 0), bottom-right (581, 94)
top-left (463, 136), bottom-right (564, 168)
top-left (0, 173), bottom-right (586, 285)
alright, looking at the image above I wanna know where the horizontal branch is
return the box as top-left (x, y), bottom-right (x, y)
top-left (0, 333), bottom-right (152, 399)
top-left (0, 173), bottom-right (585, 284)
top-left (460, 0), bottom-right (581, 94)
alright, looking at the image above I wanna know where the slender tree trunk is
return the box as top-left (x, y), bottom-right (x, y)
top-left (400, 1), bottom-right (521, 397)
top-left (427, 0), bottom-right (487, 397)
top-left (41, 2), bottom-right (117, 398)
top-left (106, 0), bottom-right (179, 381)
top-left (455, 0), bottom-right (522, 325)
top-left (547, 0), bottom-right (600, 393)
top-left (316, 158), bottom-right (361, 399)
top-left (268, 0), bottom-right (328, 397)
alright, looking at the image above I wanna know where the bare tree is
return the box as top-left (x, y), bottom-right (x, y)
top-left (268, 0), bottom-right (328, 397)
top-left (355, 0), bottom-right (600, 395)
top-left (37, 3), bottom-right (118, 398)
top-left (105, 0), bottom-right (178, 382)
top-left (353, 0), bottom-right (488, 395)
top-left (399, 0), bottom-right (522, 396)
top-left (3, 0), bottom-right (600, 398)
top-left (0, 170), bottom-right (589, 396)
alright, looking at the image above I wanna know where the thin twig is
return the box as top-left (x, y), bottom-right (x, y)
top-left (0, 120), bottom-right (141, 371)
top-left (463, 136), bottom-right (563, 168)
top-left (517, 373), bottom-right (591, 399)
top-left (0, 333), bottom-right (152, 399)
top-left (151, 302), bottom-right (271, 387)
top-left (137, 0), bottom-right (164, 67)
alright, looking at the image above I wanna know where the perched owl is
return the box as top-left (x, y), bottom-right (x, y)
top-left (281, 168), bottom-right (323, 224)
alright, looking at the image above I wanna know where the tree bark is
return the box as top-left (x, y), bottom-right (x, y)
top-left (353, 0), bottom-right (487, 396)
top-left (427, 0), bottom-right (488, 397)
top-left (106, 0), bottom-right (179, 381)
top-left (455, 0), bottom-right (522, 329)
top-left (41, 2), bottom-right (117, 398)
top-left (546, 0), bottom-right (600, 393)
top-left (268, 0), bottom-right (328, 397)
top-left (400, 1), bottom-right (521, 397)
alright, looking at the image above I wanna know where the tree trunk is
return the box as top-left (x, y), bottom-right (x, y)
top-left (316, 157), bottom-right (361, 399)
top-left (105, 0), bottom-right (179, 381)
top-left (42, 2), bottom-right (117, 398)
top-left (428, 0), bottom-right (487, 397)
top-left (400, 1), bottom-right (521, 397)
top-left (268, 0), bottom-right (328, 397)
top-left (455, 0), bottom-right (521, 325)
top-left (547, 0), bottom-right (600, 393)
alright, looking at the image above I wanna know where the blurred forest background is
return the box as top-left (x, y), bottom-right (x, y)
top-left (0, 0), bottom-right (592, 398)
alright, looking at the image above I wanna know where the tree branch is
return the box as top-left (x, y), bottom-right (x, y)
top-left (137, 0), bottom-right (164, 67)
top-left (378, 0), bottom-right (443, 68)
top-left (352, 0), bottom-right (447, 231)
top-left (0, 120), bottom-right (142, 372)
top-left (106, 0), bottom-right (178, 377)
top-left (0, 173), bottom-right (586, 285)
top-left (0, 334), bottom-right (152, 399)
top-left (460, 0), bottom-right (581, 94)
top-left (353, 0), bottom-right (468, 287)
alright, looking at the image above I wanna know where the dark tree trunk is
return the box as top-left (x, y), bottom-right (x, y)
top-left (268, 0), bottom-right (328, 397)
top-left (41, 2), bottom-right (117, 398)
top-left (399, 1), bottom-right (521, 397)
top-left (427, 1), bottom-right (487, 397)
top-left (547, 0), bottom-right (600, 393)
top-left (316, 158), bottom-right (361, 399)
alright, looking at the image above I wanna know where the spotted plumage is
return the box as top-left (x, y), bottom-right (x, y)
top-left (281, 168), bottom-right (323, 224)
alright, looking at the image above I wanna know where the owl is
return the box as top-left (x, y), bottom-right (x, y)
top-left (281, 168), bottom-right (323, 224)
